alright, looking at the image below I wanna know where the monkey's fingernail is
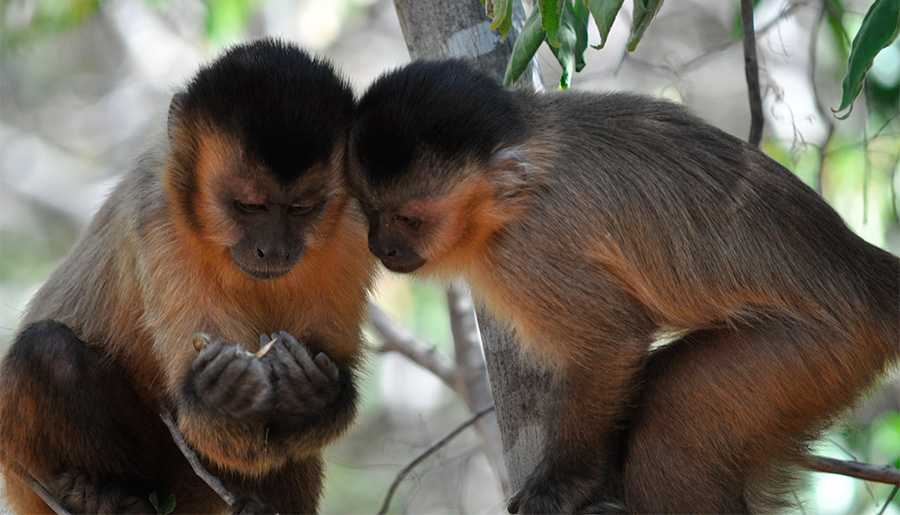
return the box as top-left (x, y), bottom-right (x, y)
top-left (192, 332), bottom-right (211, 352)
top-left (256, 338), bottom-right (277, 358)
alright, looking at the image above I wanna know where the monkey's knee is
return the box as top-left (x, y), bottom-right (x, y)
top-left (0, 320), bottom-right (162, 481)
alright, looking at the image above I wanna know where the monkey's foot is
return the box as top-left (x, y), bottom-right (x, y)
top-left (508, 462), bottom-right (613, 515)
top-left (49, 472), bottom-right (155, 514)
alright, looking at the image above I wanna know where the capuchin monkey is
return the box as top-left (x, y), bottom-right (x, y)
top-left (347, 60), bottom-right (900, 513)
top-left (0, 39), bottom-right (374, 514)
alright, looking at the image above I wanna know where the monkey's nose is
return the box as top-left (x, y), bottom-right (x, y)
top-left (255, 246), bottom-right (291, 262)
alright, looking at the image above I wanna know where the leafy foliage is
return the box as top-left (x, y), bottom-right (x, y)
top-left (833, 0), bottom-right (900, 119)
top-left (586, 0), bottom-right (623, 49)
top-left (492, 0), bottom-right (665, 88)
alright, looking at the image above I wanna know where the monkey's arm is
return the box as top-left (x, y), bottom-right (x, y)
top-left (508, 338), bottom-right (648, 514)
top-left (261, 331), bottom-right (359, 458)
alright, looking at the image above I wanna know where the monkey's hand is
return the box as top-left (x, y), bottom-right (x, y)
top-left (188, 338), bottom-right (274, 420)
top-left (48, 472), bottom-right (155, 514)
top-left (260, 331), bottom-right (341, 421)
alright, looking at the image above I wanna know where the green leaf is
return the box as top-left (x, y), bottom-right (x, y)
top-left (488, 0), bottom-right (514, 38)
top-left (540, 0), bottom-right (565, 47)
top-left (572, 1), bottom-right (591, 71)
top-left (504, 8), bottom-right (546, 86)
top-left (627, 0), bottom-right (664, 52)
top-left (159, 494), bottom-right (176, 515)
top-left (833, 0), bottom-right (900, 119)
top-left (586, 0), bottom-right (624, 49)
top-left (546, 1), bottom-right (590, 88)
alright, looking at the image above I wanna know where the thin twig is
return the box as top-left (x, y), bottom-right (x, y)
top-left (160, 410), bottom-right (237, 506)
top-left (809, 0), bottom-right (834, 194)
top-left (877, 485), bottom-right (899, 515)
top-left (741, 0), bottom-right (765, 146)
top-left (376, 406), bottom-right (495, 515)
top-left (683, 1), bottom-right (806, 71)
top-left (890, 152), bottom-right (899, 221)
top-left (804, 456), bottom-right (900, 486)
top-left (368, 301), bottom-right (458, 390)
top-left (1, 455), bottom-right (72, 515)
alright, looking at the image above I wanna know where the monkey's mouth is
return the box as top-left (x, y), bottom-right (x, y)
top-left (236, 264), bottom-right (294, 280)
top-left (379, 256), bottom-right (426, 274)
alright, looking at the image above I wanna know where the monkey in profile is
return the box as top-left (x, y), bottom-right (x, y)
top-left (347, 60), bottom-right (900, 513)
top-left (0, 39), bottom-right (374, 514)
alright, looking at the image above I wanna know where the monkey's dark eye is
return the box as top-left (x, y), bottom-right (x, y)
top-left (393, 214), bottom-right (422, 230)
top-left (288, 203), bottom-right (318, 216)
top-left (234, 201), bottom-right (267, 214)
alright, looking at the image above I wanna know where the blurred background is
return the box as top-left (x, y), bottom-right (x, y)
top-left (0, 0), bottom-right (898, 513)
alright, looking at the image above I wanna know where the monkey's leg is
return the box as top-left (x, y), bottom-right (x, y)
top-left (0, 320), bottom-right (161, 514)
top-left (622, 321), bottom-right (871, 513)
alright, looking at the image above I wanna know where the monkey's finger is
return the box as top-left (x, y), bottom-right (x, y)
top-left (209, 355), bottom-right (253, 403)
top-left (275, 330), bottom-right (301, 347)
top-left (272, 340), bottom-right (311, 386)
top-left (192, 340), bottom-right (225, 371)
top-left (314, 352), bottom-right (340, 382)
top-left (284, 339), bottom-right (330, 386)
top-left (229, 361), bottom-right (273, 416)
top-left (194, 345), bottom-right (238, 392)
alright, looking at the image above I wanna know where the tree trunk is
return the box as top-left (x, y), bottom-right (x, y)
top-left (391, 0), bottom-right (557, 497)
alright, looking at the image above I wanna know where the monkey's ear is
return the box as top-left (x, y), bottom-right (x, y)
top-left (167, 92), bottom-right (187, 141)
top-left (488, 146), bottom-right (532, 200)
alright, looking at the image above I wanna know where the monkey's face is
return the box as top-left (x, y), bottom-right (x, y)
top-left (355, 196), bottom-right (430, 274)
top-left (221, 177), bottom-right (328, 280)
top-left (187, 132), bottom-right (346, 280)
top-left (345, 165), bottom-right (503, 276)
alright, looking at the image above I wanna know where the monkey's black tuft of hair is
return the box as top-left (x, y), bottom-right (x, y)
top-left (179, 38), bottom-right (354, 184)
top-left (353, 59), bottom-right (527, 186)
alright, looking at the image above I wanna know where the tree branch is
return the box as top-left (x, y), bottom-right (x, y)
top-left (445, 283), bottom-right (510, 492)
top-left (368, 302), bottom-right (459, 390)
top-left (376, 406), bottom-right (495, 515)
top-left (741, 0), bottom-right (765, 146)
top-left (804, 456), bottom-right (900, 486)
top-left (159, 410), bottom-right (237, 507)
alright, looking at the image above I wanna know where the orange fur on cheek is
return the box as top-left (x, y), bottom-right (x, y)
top-left (416, 176), bottom-right (523, 277)
top-left (194, 133), bottom-right (242, 248)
